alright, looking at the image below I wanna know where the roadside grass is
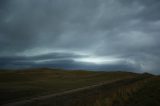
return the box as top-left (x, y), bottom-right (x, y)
top-left (123, 76), bottom-right (160, 106)
top-left (90, 76), bottom-right (160, 106)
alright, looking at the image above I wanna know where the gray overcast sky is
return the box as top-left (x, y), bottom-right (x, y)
top-left (0, 0), bottom-right (160, 74)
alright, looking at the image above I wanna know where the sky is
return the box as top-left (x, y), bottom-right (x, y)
top-left (0, 0), bottom-right (160, 74)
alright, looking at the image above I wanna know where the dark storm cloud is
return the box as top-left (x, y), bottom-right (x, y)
top-left (0, 0), bottom-right (160, 74)
top-left (0, 52), bottom-right (85, 67)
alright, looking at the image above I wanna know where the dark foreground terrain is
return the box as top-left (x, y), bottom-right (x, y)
top-left (0, 69), bottom-right (159, 106)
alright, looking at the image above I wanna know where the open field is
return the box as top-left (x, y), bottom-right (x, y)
top-left (0, 69), bottom-right (159, 106)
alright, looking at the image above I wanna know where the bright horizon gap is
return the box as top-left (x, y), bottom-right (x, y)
top-left (73, 56), bottom-right (122, 65)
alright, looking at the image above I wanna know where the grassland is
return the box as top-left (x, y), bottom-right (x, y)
top-left (0, 68), bottom-right (137, 105)
top-left (0, 69), bottom-right (159, 106)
